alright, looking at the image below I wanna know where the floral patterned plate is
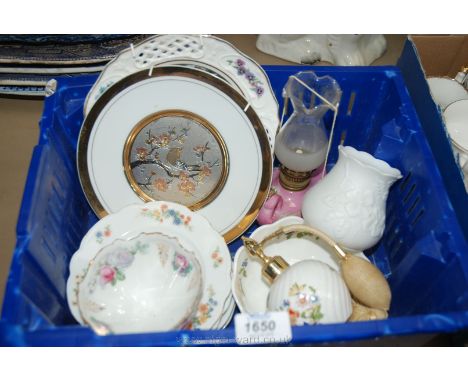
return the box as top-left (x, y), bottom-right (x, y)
top-left (83, 34), bottom-right (279, 149)
top-left (67, 201), bottom-right (232, 331)
top-left (221, 296), bottom-right (236, 328)
top-left (78, 66), bottom-right (272, 243)
top-left (76, 233), bottom-right (204, 335)
top-left (232, 216), bottom-right (368, 315)
top-left (190, 290), bottom-right (235, 330)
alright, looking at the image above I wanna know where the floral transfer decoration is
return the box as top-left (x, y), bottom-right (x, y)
top-left (141, 204), bottom-right (192, 229)
top-left (157, 242), bottom-right (170, 266)
top-left (95, 225), bottom-right (111, 243)
top-left (226, 58), bottom-right (264, 97)
top-left (283, 231), bottom-right (320, 241)
top-left (280, 282), bottom-right (324, 325)
top-left (96, 81), bottom-right (113, 99)
top-left (238, 258), bottom-right (248, 278)
top-left (187, 285), bottom-right (217, 329)
top-left (211, 247), bottom-right (224, 268)
top-left (86, 241), bottom-right (149, 293)
top-left (172, 253), bottom-right (193, 276)
top-left (72, 268), bottom-right (88, 306)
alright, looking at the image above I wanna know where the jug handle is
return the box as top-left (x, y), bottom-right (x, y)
top-left (257, 193), bottom-right (283, 225)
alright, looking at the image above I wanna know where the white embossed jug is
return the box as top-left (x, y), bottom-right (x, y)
top-left (302, 146), bottom-right (402, 252)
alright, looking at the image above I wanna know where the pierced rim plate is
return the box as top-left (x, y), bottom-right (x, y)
top-left (83, 34), bottom-right (279, 149)
top-left (232, 216), bottom-right (369, 314)
top-left (66, 201), bottom-right (232, 331)
top-left (157, 59), bottom-right (243, 94)
top-left (78, 66), bottom-right (272, 243)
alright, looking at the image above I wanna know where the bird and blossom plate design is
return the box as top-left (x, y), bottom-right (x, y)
top-left (78, 66), bottom-right (272, 243)
top-left (123, 109), bottom-right (228, 210)
top-left (83, 34), bottom-right (279, 149)
top-left (66, 201), bottom-right (233, 332)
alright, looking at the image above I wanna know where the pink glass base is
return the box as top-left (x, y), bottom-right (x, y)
top-left (257, 166), bottom-right (324, 225)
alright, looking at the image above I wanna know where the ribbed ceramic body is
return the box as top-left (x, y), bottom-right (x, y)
top-left (302, 145), bottom-right (402, 251)
top-left (267, 260), bottom-right (352, 325)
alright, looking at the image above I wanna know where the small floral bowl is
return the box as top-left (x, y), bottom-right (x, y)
top-left (232, 216), bottom-right (368, 315)
top-left (67, 201), bottom-right (233, 332)
top-left (75, 232), bottom-right (203, 335)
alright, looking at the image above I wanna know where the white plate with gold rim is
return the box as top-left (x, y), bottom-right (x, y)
top-left (83, 34), bottom-right (279, 149)
top-left (232, 216), bottom-right (369, 314)
top-left (427, 77), bottom-right (468, 110)
top-left (78, 66), bottom-right (272, 243)
top-left (67, 201), bottom-right (232, 331)
top-left (444, 99), bottom-right (468, 151)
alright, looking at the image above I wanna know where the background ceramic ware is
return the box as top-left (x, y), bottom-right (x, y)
top-left (76, 233), bottom-right (203, 335)
top-left (302, 145), bottom-right (402, 252)
top-left (444, 99), bottom-right (468, 191)
top-left (427, 77), bottom-right (468, 110)
top-left (0, 35), bottom-right (149, 97)
top-left (256, 35), bottom-right (387, 66)
top-left (454, 68), bottom-right (468, 88)
top-left (451, 143), bottom-right (468, 191)
top-left (77, 66), bottom-right (272, 243)
top-left (444, 99), bottom-right (468, 152)
top-left (84, 34), bottom-right (280, 150)
top-left (67, 201), bottom-right (232, 331)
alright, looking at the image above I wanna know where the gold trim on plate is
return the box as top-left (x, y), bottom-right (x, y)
top-left (77, 66), bottom-right (272, 243)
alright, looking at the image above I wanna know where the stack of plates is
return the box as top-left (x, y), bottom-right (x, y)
top-left (78, 34), bottom-right (279, 243)
top-left (67, 202), bottom-right (235, 332)
top-left (0, 35), bottom-right (149, 97)
top-left (443, 99), bottom-right (468, 191)
top-left (71, 34), bottom-right (279, 333)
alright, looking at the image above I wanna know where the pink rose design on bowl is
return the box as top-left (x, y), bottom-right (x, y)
top-left (175, 254), bottom-right (188, 268)
top-left (99, 266), bottom-right (116, 286)
top-left (172, 253), bottom-right (193, 276)
top-left (107, 248), bottom-right (134, 268)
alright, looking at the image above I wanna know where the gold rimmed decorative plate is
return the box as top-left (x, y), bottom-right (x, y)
top-left (78, 66), bottom-right (272, 243)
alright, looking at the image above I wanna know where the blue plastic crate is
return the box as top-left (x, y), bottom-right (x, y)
top-left (2, 40), bottom-right (468, 346)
